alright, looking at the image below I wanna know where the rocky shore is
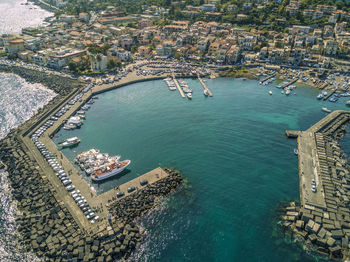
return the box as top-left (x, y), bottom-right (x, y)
top-left (281, 115), bottom-right (350, 261)
top-left (109, 169), bottom-right (183, 224)
top-left (0, 130), bottom-right (183, 260)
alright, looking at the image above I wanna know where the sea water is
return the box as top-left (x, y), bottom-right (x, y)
top-left (53, 78), bottom-right (349, 261)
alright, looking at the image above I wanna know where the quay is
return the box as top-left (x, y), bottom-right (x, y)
top-left (323, 89), bottom-right (336, 101)
top-left (197, 74), bottom-right (213, 97)
top-left (285, 130), bottom-right (301, 138)
top-left (15, 70), bottom-right (187, 232)
top-left (172, 72), bottom-right (186, 98)
top-left (282, 78), bottom-right (298, 89)
top-left (283, 110), bottom-right (350, 259)
top-left (260, 73), bottom-right (276, 83)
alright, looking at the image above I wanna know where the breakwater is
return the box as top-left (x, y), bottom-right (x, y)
top-left (0, 67), bottom-right (185, 260)
top-left (282, 110), bottom-right (350, 260)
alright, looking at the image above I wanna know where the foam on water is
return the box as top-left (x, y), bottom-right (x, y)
top-left (0, 73), bottom-right (56, 139)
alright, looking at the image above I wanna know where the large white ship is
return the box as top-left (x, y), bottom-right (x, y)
top-left (91, 160), bottom-right (131, 181)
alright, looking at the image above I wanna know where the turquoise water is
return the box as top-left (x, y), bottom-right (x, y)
top-left (54, 78), bottom-right (349, 261)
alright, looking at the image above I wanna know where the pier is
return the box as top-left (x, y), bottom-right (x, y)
top-left (281, 78), bottom-right (298, 89)
top-left (283, 110), bottom-right (350, 259)
top-left (323, 89), bottom-right (336, 101)
top-left (197, 74), bottom-right (213, 97)
top-left (260, 73), bottom-right (276, 84)
top-left (172, 72), bottom-right (186, 98)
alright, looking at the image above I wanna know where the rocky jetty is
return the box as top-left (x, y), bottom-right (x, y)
top-left (109, 169), bottom-right (183, 223)
top-left (0, 129), bottom-right (183, 260)
top-left (0, 64), bottom-right (82, 96)
top-left (281, 114), bottom-right (350, 261)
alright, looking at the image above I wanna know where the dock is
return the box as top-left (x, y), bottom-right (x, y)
top-left (197, 74), bottom-right (213, 97)
top-left (172, 72), bottom-right (186, 98)
top-left (281, 78), bottom-right (298, 89)
top-left (323, 88), bottom-right (336, 101)
top-left (285, 130), bottom-right (301, 138)
top-left (260, 73), bottom-right (276, 84)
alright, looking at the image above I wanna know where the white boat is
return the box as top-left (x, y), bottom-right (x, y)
top-left (316, 93), bottom-right (324, 100)
top-left (322, 107), bottom-right (331, 113)
top-left (204, 89), bottom-right (209, 96)
top-left (269, 90), bottom-right (272, 95)
top-left (63, 123), bottom-right (77, 130)
top-left (294, 148), bottom-right (298, 155)
top-left (187, 93), bottom-right (192, 99)
top-left (67, 116), bottom-right (83, 127)
top-left (285, 89), bottom-right (291, 95)
top-left (59, 137), bottom-right (81, 148)
top-left (91, 160), bottom-right (131, 181)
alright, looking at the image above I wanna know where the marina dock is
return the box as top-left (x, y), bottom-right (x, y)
top-left (323, 89), bottom-right (336, 101)
top-left (260, 73), bottom-right (276, 84)
top-left (197, 74), bottom-right (213, 97)
top-left (281, 78), bottom-right (298, 89)
top-left (172, 73), bottom-right (186, 98)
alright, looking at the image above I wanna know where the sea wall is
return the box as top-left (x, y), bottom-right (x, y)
top-left (0, 131), bottom-right (183, 260)
top-left (0, 67), bottom-right (184, 260)
top-left (281, 111), bottom-right (350, 261)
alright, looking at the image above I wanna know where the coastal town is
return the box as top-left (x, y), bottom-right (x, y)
top-left (1, 0), bottom-right (350, 261)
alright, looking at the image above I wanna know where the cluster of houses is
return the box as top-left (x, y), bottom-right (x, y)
top-left (0, 3), bottom-right (349, 72)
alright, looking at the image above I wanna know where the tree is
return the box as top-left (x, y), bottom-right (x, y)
top-left (107, 59), bottom-right (117, 70)
top-left (130, 46), bottom-right (138, 54)
top-left (68, 61), bottom-right (77, 72)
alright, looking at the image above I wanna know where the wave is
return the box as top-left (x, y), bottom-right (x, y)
top-left (0, 73), bottom-right (56, 140)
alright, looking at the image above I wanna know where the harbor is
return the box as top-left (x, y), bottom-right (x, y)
top-left (283, 110), bottom-right (350, 260)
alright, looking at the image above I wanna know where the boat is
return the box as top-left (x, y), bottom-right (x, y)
top-left (322, 107), bottom-right (332, 113)
top-left (91, 160), bottom-right (131, 181)
top-left (204, 89), bottom-right (209, 96)
top-left (63, 123), bottom-right (77, 130)
top-left (269, 90), bottom-right (272, 95)
top-left (285, 89), bottom-right (291, 95)
top-left (294, 148), bottom-right (298, 155)
top-left (281, 91), bottom-right (284, 94)
top-left (67, 116), bottom-right (83, 127)
top-left (316, 93), bottom-right (324, 100)
top-left (59, 137), bottom-right (81, 148)
top-left (346, 100), bottom-right (350, 106)
top-left (187, 93), bottom-right (192, 99)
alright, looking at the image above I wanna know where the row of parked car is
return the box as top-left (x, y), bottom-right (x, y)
top-left (31, 96), bottom-right (100, 223)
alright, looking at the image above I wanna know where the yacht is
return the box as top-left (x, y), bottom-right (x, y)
top-left (91, 160), bottom-right (131, 181)
top-left (317, 93), bottom-right (324, 99)
top-left (59, 137), bottom-right (81, 148)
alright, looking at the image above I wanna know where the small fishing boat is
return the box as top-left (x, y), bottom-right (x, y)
top-left (187, 93), bottom-right (192, 99)
top-left (294, 148), bottom-right (298, 155)
top-left (204, 89), bottom-right (209, 96)
top-left (269, 90), bottom-right (272, 95)
top-left (285, 89), bottom-right (291, 95)
top-left (322, 107), bottom-right (331, 113)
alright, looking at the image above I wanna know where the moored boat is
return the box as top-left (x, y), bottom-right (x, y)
top-left (322, 107), bottom-right (331, 113)
top-left (59, 137), bottom-right (81, 148)
top-left (204, 89), bottom-right (209, 96)
top-left (346, 100), bottom-right (350, 106)
top-left (91, 160), bottom-right (131, 181)
top-left (269, 90), bottom-right (272, 95)
top-left (187, 93), bottom-right (192, 99)
top-left (294, 148), bottom-right (298, 155)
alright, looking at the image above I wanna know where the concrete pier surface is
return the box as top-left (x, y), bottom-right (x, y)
top-left (283, 110), bottom-right (350, 260)
top-left (172, 72), bottom-right (186, 98)
top-left (197, 74), bottom-right (213, 97)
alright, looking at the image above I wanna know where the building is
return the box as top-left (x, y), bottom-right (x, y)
top-left (323, 39), bottom-right (338, 56)
top-left (5, 39), bottom-right (25, 54)
top-left (91, 54), bottom-right (108, 72)
top-left (201, 4), bottom-right (216, 12)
